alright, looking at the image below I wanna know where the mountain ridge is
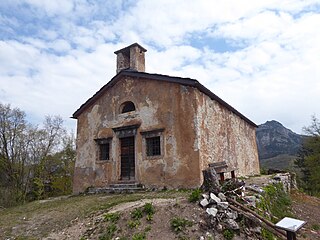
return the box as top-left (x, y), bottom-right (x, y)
top-left (256, 120), bottom-right (303, 160)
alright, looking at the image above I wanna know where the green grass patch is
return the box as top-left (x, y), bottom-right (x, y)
top-left (188, 189), bottom-right (202, 203)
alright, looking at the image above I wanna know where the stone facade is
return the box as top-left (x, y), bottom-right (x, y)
top-left (72, 43), bottom-right (260, 194)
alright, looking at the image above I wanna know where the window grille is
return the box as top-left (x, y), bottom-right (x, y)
top-left (146, 136), bottom-right (161, 156)
top-left (99, 143), bottom-right (110, 160)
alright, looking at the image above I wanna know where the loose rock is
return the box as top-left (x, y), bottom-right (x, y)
top-left (210, 193), bottom-right (221, 203)
top-left (206, 207), bottom-right (218, 217)
top-left (200, 198), bottom-right (209, 207)
top-left (218, 192), bottom-right (227, 201)
top-left (217, 201), bottom-right (229, 210)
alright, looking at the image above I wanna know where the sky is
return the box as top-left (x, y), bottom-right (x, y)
top-left (0, 0), bottom-right (320, 134)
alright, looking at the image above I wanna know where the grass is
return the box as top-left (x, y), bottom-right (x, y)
top-left (311, 224), bottom-right (320, 231)
top-left (170, 217), bottom-right (193, 233)
top-left (257, 183), bottom-right (292, 222)
top-left (0, 191), bottom-right (188, 239)
top-left (188, 189), bottom-right (202, 203)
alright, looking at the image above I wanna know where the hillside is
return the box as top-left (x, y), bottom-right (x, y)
top-left (256, 120), bottom-right (303, 170)
top-left (1, 182), bottom-right (319, 240)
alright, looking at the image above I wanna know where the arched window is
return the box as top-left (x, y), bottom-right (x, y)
top-left (121, 101), bottom-right (136, 113)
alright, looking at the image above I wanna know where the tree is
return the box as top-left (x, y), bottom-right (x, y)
top-left (0, 102), bottom-right (74, 207)
top-left (295, 115), bottom-right (320, 196)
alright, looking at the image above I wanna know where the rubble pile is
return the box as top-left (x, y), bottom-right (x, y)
top-left (198, 173), bottom-right (296, 239)
top-left (200, 191), bottom-right (240, 231)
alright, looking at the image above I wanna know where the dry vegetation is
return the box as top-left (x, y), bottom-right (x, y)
top-left (1, 183), bottom-right (320, 240)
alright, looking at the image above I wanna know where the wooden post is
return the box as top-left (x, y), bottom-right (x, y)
top-left (286, 231), bottom-right (296, 240)
top-left (219, 173), bottom-right (225, 182)
top-left (231, 170), bottom-right (236, 179)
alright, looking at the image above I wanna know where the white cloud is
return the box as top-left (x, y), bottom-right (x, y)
top-left (23, 0), bottom-right (74, 16)
top-left (0, 0), bottom-right (320, 133)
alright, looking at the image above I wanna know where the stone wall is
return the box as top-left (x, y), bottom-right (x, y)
top-left (195, 91), bottom-right (260, 179)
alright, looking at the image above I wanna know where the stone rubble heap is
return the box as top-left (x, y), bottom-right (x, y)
top-left (199, 192), bottom-right (240, 231)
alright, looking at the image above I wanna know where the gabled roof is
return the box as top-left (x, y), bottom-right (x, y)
top-left (72, 70), bottom-right (257, 127)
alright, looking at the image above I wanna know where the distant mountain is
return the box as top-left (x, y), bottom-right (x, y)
top-left (256, 120), bottom-right (303, 160)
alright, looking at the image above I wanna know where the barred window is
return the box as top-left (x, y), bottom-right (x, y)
top-left (146, 136), bottom-right (161, 156)
top-left (99, 143), bottom-right (110, 160)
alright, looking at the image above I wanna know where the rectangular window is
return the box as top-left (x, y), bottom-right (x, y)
top-left (146, 136), bottom-right (161, 156)
top-left (99, 143), bottom-right (110, 160)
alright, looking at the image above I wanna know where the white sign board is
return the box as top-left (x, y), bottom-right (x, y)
top-left (276, 217), bottom-right (306, 232)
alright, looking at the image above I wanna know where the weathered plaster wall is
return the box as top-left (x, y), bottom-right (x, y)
top-left (195, 92), bottom-right (260, 179)
top-left (73, 77), bottom-right (201, 193)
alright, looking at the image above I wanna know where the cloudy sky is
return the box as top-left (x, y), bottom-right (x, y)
top-left (1, 0), bottom-right (319, 133)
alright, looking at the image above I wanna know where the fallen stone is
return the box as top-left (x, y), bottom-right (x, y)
top-left (206, 207), bottom-right (218, 217)
top-left (202, 193), bottom-right (209, 200)
top-left (218, 192), bottom-right (227, 201)
top-left (210, 193), bottom-right (221, 203)
top-left (226, 211), bottom-right (238, 219)
top-left (225, 219), bottom-right (240, 230)
top-left (217, 201), bottom-right (229, 210)
top-left (200, 198), bottom-right (209, 207)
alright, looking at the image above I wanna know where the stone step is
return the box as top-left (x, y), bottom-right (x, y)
top-left (87, 183), bottom-right (145, 194)
top-left (109, 183), bottom-right (142, 188)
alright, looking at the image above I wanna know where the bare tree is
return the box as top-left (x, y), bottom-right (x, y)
top-left (0, 103), bottom-right (70, 206)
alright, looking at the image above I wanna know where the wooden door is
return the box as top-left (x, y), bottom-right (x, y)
top-left (120, 136), bottom-right (135, 180)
